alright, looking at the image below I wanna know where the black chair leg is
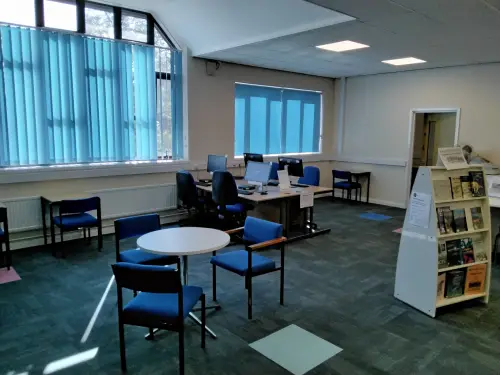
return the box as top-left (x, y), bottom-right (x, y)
top-left (6, 241), bottom-right (11, 271)
top-left (50, 221), bottom-right (56, 257)
top-left (98, 225), bottom-right (103, 251)
top-left (118, 323), bottom-right (127, 372)
top-left (280, 267), bottom-right (284, 306)
top-left (60, 230), bottom-right (65, 258)
top-left (212, 263), bottom-right (217, 302)
top-left (148, 327), bottom-right (154, 340)
top-left (201, 294), bottom-right (206, 349)
top-left (247, 275), bottom-right (252, 320)
top-left (179, 323), bottom-right (185, 375)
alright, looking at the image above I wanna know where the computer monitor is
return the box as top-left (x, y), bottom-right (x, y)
top-left (244, 153), bottom-right (264, 166)
top-left (244, 161), bottom-right (272, 185)
top-left (207, 154), bottom-right (227, 173)
top-left (278, 157), bottom-right (304, 177)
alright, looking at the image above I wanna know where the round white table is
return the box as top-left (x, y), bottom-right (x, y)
top-left (137, 227), bottom-right (230, 339)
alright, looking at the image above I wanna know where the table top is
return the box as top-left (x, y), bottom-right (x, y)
top-left (197, 183), bottom-right (332, 203)
top-left (350, 171), bottom-right (371, 176)
top-left (137, 227), bottom-right (230, 256)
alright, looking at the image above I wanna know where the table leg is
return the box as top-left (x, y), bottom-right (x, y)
top-left (41, 198), bottom-right (47, 246)
top-left (366, 174), bottom-right (371, 204)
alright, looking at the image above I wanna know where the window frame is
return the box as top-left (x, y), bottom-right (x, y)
top-left (234, 83), bottom-right (323, 158)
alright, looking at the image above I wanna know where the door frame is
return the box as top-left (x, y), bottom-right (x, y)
top-left (404, 108), bottom-right (461, 206)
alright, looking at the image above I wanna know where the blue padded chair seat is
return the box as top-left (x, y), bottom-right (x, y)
top-left (53, 213), bottom-right (98, 229)
top-left (120, 249), bottom-right (177, 265)
top-left (122, 286), bottom-right (203, 325)
top-left (218, 203), bottom-right (245, 213)
top-left (334, 181), bottom-right (361, 189)
top-left (210, 250), bottom-right (276, 276)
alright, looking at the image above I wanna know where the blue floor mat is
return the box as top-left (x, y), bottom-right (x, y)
top-left (359, 212), bottom-right (392, 221)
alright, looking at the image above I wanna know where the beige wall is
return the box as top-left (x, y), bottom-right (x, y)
top-left (0, 57), bottom-right (336, 199)
top-left (337, 63), bottom-right (500, 207)
top-left (428, 113), bottom-right (456, 165)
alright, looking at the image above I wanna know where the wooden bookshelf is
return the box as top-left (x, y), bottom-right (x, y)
top-left (394, 166), bottom-right (491, 318)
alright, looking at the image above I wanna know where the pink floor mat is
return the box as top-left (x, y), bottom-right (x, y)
top-left (0, 267), bottom-right (21, 284)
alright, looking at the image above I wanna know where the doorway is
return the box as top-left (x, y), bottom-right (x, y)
top-left (405, 108), bottom-right (461, 204)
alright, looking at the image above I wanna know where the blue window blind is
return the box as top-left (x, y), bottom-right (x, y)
top-left (234, 83), bottom-right (321, 156)
top-left (0, 25), bottom-right (182, 167)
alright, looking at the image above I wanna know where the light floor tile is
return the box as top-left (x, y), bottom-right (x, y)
top-left (250, 324), bottom-right (342, 375)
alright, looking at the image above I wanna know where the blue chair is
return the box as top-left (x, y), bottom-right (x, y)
top-left (112, 261), bottom-right (205, 374)
top-left (332, 170), bottom-right (361, 201)
top-left (298, 166), bottom-right (320, 186)
top-left (52, 197), bottom-right (102, 257)
top-left (270, 162), bottom-right (279, 180)
top-left (212, 171), bottom-right (247, 228)
top-left (210, 217), bottom-right (286, 319)
top-left (0, 206), bottom-right (11, 270)
top-left (114, 214), bottom-right (177, 266)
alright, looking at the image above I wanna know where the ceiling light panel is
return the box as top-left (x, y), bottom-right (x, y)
top-left (316, 40), bottom-right (369, 52)
top-left (382, 57), bottom-right (426, 66)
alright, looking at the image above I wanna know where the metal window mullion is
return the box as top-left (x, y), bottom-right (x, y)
top-left (265, 98), bottom-right (270, 154)
top-left (280, 90), bottom-right (286, 154)
top-left (298, 100), bottom-right (304, 153)
top-left (243, 96), bottom-right (250, 153)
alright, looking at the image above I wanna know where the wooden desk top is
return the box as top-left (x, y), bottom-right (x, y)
top-left (197, 183), bottom-right (332, 203)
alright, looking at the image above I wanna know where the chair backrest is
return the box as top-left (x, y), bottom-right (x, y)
top-left (0, 206), bottom-right (6, 223)
top-left (212, 171), bottom-right (239, 206)
top-left (60, 197), bottom-right (100, 215)
top-left (243, 216), bottom-right (282, 244)
top-left (270, 162), bottom-right (279, 180)
top-left (332, 170), bottom-right (352, 182)
top-left (115, 214), bottom-right (160, 241)
top-left (112, 262), bottom-right (181, 294)
top-left (299, 166), bottom-right (320, 186)
top-left (176, 170), bottom-right (199, 209)
top-left (0, 207), bottom-right (7, 235)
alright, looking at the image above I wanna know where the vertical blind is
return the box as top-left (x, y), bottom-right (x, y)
top-left (0, 25), bottom-right (182, 167)
top-left (234, 83), bottom-right (322, 156)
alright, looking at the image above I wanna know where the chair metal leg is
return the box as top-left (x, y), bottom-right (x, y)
top-left (5, 241), bottom-right (11, 271)
top-left (201, 294), bottom-right (206, 349)
top-left (60, 230), bottom-right (65, 258)
top-left (148, 327), bottom-right (154, 340)
top-left (98, 224), bottom-right (103, 251)
top-left (212, 260), bottom-right (217, 302)
top-left (50, 220), bottom-right (56, 257)
top-left (280, 253), bottom-right (285, 306)
top-left (179, 323), bottom-right (185, 375)
top-left (247, 275), bottom-right (252, 320)
top-left (118, 323), bottom-right (127, 372)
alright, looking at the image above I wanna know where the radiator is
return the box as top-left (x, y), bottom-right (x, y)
top-left (2, 184), bottom-right (178, 233)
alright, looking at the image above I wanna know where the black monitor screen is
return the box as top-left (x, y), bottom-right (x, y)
top-left (278, 157), bottom-right (304, 177)
top-left (207, 154), bottom-right (227, 172)
top-left (244, 153), bottom-right (264, 166)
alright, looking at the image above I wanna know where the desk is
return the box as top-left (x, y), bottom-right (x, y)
top-left (41, 193), bottom-right (90, 246)
top-left (137, 227), bottom-right (230, 339)
top-left (351, 172), bottom-right (371, 203)
top-left (197, 183), bottom-right (333, 243)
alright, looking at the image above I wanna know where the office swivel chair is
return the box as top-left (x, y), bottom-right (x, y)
top-left (212, 171), bottom-right (247, 228)
top-left (298, 166), bottom-right (320, 186)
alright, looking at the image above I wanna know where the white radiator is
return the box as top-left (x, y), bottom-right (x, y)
top-left (2, 184), bottom-right (178, 233)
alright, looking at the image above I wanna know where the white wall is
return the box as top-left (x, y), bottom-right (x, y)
top-left (336, 63), bottom-right (500, 207)
top-left (429, 113), bottom-right (456, 165)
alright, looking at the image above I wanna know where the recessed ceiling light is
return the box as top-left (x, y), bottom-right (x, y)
top-left (382, 57), bottom-right (426, 66)
top-left (316, 40), bottom-right (369, 52)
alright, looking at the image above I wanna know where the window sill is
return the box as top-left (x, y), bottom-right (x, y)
top-left (234, 153), bottom-right (329, 163)
top-left (0, 160), bottom-right (192, 184)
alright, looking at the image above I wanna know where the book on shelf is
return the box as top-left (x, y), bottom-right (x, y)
top-left (470, 207), bottom-right (484, 230)
top-left (446, 239), bottom-right (463, 266)
top-left (437, 207), bottom-right (453, 234)
top-left (445, 269), bottom-right (466, 298)
top-left (437, 273), bottom-right (446, 301)
top-left (433, 179), bottom-right (453, 201)
top-left (450, 177), bottom-right (463, 199)
top-left (473, 237), bottom-right (488, 261)
top-left (464, 264), bottom-right (487, 295)
top-left (460, 238), bottom-right (475, 264)
top-left (438, 242), bottom-right (447, 269)
top-left (452, 208), bottom-right (468, 232)
top-left (461, 176), bottom-right (473, 198)
top-left (469, 171), bottom-right (486, 197)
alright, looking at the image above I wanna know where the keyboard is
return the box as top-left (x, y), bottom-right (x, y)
top-left (238, 184), bottom-right (256, 190)
top-left (238, 189), bottom-right (254, 195)
top-left (196, 181), bottom-right (211, 187)
top-left (291, 183), bottom-right (309, 188)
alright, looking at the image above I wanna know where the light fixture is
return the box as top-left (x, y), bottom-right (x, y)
top-left (382, 57), bottom-right (426, 66)
top-left (316, 40), bottom-right (369, 52)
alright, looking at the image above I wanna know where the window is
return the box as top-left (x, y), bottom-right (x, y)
top-left (234, 84), bottom-right (322, 156)
top-left (44, 0), bottom-right (77, 31)
top-left (0, 24), bottom-right (182, 167)
top-left (0, 0), bottom-right (35, 26)
top-left (85, 4), bottom-right (114, 38)
top-left (121, 11), bottom-right (147, 43)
